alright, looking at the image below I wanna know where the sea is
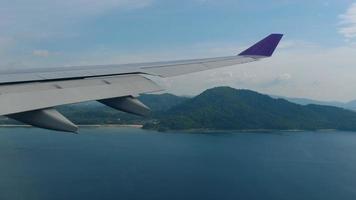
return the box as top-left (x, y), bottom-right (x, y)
top-left (0, 127), bottom-right (356, 200)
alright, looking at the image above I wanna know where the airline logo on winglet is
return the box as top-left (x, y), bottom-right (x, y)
top-left (238, 34), bottom-right (283, 57)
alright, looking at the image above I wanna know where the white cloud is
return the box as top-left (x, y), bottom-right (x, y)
top-left (339, 2), bottom-right (356, 39)
top-left (32, 50), bottom-right (50, 57)
top-left (277, 40), bottom-right (319, 50)
top-left (277, 73), bottom-right (291, 81)
top-left (151, 41), bottom-right (356, 102)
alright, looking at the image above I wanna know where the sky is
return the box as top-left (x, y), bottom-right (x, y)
top-left (1, 0), bottom-right (356, 101)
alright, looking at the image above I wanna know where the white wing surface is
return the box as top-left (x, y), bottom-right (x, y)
top-left (0, 34), bottom-right (283, 132)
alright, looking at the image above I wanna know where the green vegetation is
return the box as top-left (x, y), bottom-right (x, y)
top-left (3, 87), bottom-right (356, 132)
top-left (144, 87), bottom-right (356, 131)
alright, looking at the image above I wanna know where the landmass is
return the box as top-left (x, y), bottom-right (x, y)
top-left (2, 87), bottom-right (356, 132)
top-left (143, 87), bottom-right (356, 132)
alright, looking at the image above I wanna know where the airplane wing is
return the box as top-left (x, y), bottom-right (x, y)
top-left (0, 34), bottom-right (283, 132)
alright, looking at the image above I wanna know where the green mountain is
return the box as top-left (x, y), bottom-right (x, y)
top-left (3, 87), bottom-right (356, 132)
top-left (139, 93), bottom-right (189, 111)
top-left (144, 87), bottom-right (356, 131)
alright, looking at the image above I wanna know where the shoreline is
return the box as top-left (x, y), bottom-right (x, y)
top-left (0, 125), bottom-right (346, 132)
top-left (0, 124), bottom-right (143, 128)
top-left (149, 128), bottom-right (339, 133)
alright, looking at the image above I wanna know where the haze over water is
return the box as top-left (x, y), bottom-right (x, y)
top-left (0, 127), bottom-right (356, 200)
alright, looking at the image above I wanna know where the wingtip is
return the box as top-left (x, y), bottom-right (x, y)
top-left (238, 33), bottom-right (284, 57)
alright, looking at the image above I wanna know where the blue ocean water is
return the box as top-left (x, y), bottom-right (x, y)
top-left (0, 128), bottom-right (356, 200)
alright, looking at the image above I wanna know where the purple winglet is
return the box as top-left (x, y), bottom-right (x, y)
top-left (238, 34), bottom-right (283, 57)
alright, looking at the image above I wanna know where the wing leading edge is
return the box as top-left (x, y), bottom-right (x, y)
top-left (2, 34), bottom-right (283, 132)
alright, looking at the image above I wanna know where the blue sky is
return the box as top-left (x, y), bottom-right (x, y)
top-left (1, 0), bottom-right (356, 101)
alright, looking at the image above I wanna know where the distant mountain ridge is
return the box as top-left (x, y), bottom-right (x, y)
top-left (3, 87), bottom-right (356, 132)
top-left (144, 87), bottom-right (356, 131)
top-left (273, 96), bottom-right (356, 111)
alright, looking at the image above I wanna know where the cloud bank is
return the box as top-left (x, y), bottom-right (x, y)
top-left (339, 2), bottom-right (356, 39)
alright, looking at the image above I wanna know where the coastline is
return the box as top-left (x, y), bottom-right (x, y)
top-left (0, 125), bottom-right (343, 132)
top-left (0, 124), bottom-right (143, 128)
top-left (148, 128), bottom-right (339, 133)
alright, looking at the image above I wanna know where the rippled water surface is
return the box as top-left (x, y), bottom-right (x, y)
top-left (0, 127), bottom-right (356, 200)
